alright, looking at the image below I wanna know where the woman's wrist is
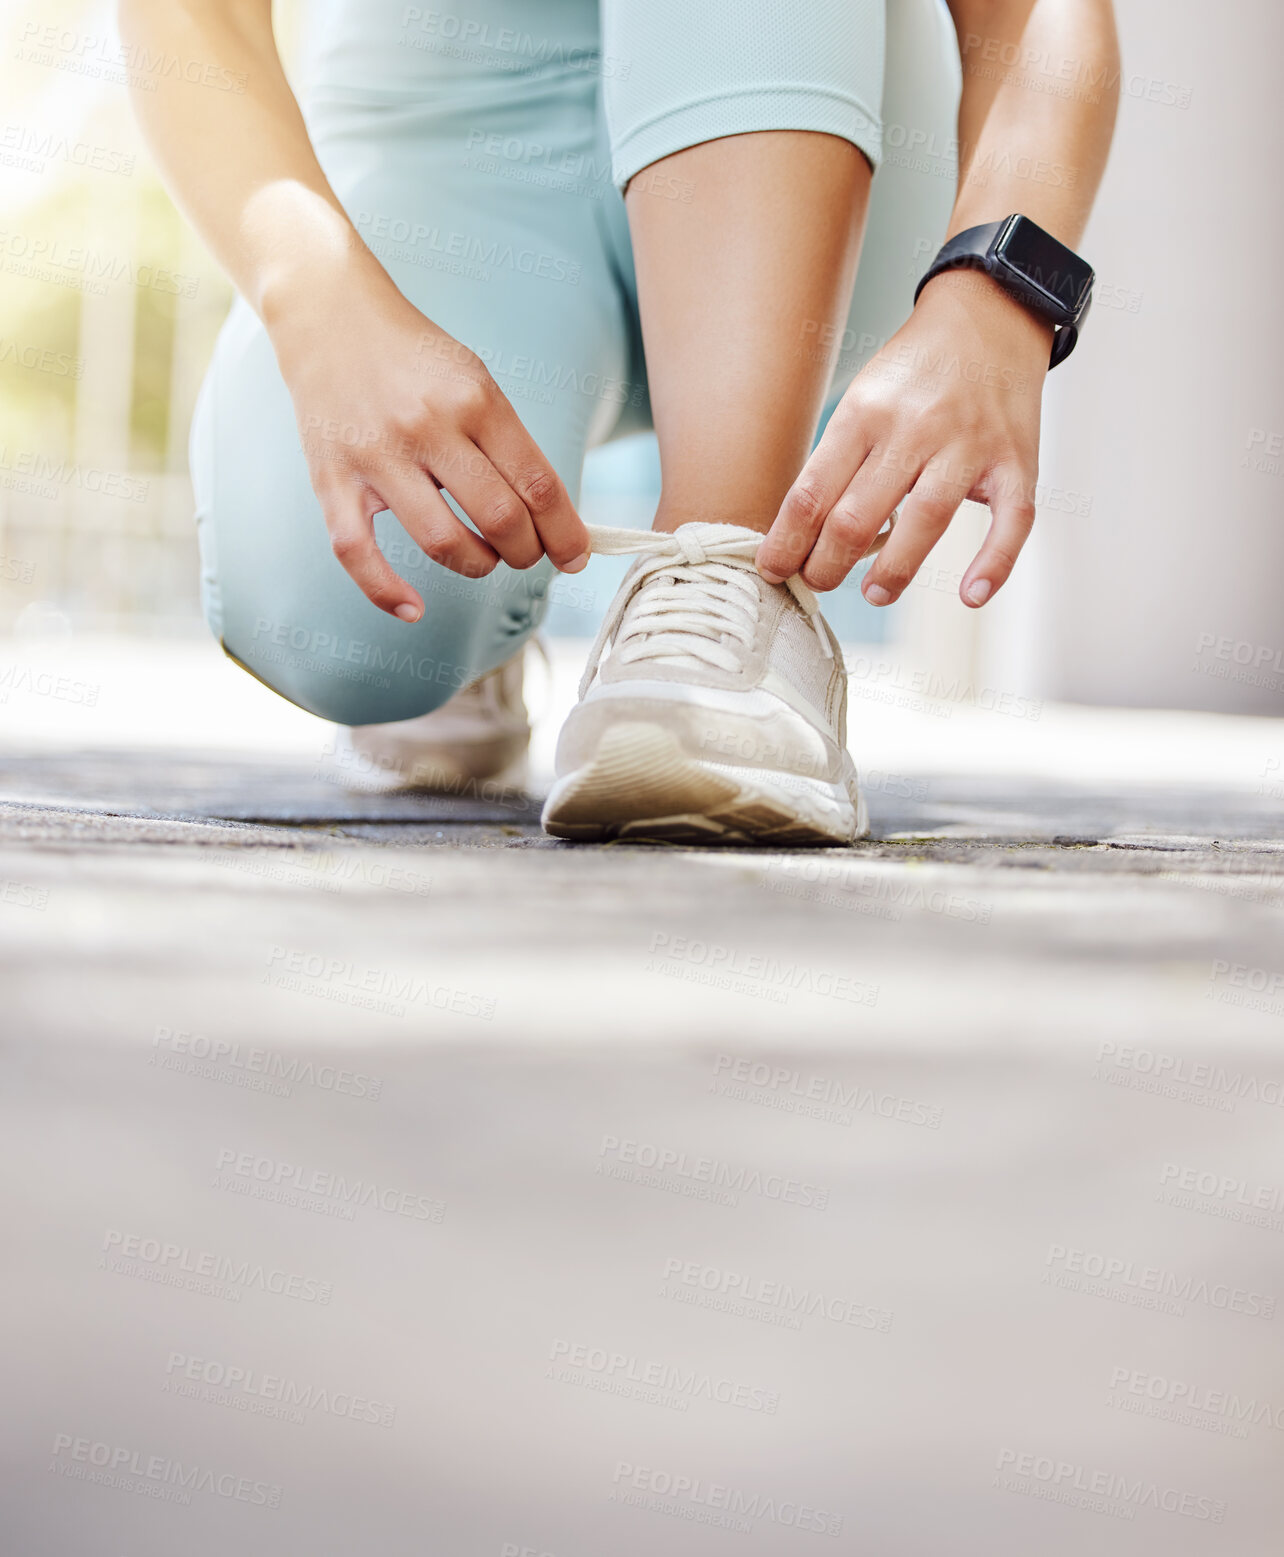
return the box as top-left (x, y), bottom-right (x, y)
top-left (913, 267), bottom-right (1055, 377)
top-left (258, 240), bottom-right (398, 362)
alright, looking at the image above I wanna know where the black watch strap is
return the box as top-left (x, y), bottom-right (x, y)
top-left (915, 217), bottom-right (1091, 369)
top-left (915, 220), bottom-right (1007, 300)
top-left (1047, 320), bottom-right (1080, 369)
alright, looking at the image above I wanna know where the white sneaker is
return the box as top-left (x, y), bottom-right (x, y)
top-left (341, 650), bottom-right (530, 790)
top-left (542, 522), bottom-right (871, 845)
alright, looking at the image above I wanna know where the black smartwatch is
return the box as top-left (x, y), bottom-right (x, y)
top-left (914, 215), bottom-right (1094, 368)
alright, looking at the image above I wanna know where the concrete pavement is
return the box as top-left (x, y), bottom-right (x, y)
top-left (1, 635), bottom-right (1282, 1554)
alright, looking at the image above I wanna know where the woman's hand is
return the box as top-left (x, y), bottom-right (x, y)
top-left (269, 258), bottom-right (589, 623)
top-left (120, 1), bottom-right (587, 621)
top-left (757, 270), bottom-right (1053, 608)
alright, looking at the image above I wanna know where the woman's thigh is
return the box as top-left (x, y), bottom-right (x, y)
top-left (827, 0), bottom-right (961, 406)
top-left (192, 25), bottom-right (638, 725)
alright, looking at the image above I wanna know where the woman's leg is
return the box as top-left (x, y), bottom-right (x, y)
top-left (601, 0), bottom-right (959, 535)
top-left (541, 0), bottom-right (961, 844)
top-left (601, 0), bottom-right (885, 535)
top-left (191, 16), bottom-right (632, 727)
top-left (625, 132), bottom-right (871, 535)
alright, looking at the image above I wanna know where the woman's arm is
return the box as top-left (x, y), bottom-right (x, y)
top-left (757, 0), bottom-right (1120, 608)
top-left (946, 0), bottom-right (1119, 245)
top-left (119, 0), bottom-right (588, 620)
top-left (119, 0), bottom-right (365, 324)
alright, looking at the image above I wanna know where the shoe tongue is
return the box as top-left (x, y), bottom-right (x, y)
top-left (621, 531), bottom-right (764, 671)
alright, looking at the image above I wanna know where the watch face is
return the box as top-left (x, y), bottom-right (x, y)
top-left (995, 217), bottom-right (1093, 319)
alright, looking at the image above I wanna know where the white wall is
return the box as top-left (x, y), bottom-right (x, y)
top-left (980, 0), bottom-right (1284, 713)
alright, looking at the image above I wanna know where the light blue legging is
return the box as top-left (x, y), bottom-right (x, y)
top-left (191, 0), bottom-right (959, 724)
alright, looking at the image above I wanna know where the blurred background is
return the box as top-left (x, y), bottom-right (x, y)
top-left (0, 0), bottom-right (1280, 716)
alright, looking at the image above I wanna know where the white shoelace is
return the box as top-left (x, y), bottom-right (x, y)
top-left (576, 520), bottom-right (891, 697)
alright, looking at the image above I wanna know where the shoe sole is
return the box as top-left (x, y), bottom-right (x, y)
top-left (335, 734), bottom-right (530, 793)
top-left (541, 721), bottom-right (868, 847)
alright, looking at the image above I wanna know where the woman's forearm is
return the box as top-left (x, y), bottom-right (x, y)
top-left (117, 0), bottom-right (388, 334)
top-left (944, 0), bottom-right (1120, 246)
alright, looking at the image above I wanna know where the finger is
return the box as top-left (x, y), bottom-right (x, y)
top-left (472, 398), bottom-right (589, 571)
top-left (757, 413), bottom-right (875, 583)
top-left (959, 465), bottom-right (1037, 607)
top-left (797, 449), bottom-right (915, 593)
top-left (433, 437), bottom-right (543, 571)
top-left (861, 451), bottom-right (972, 606)
top-left (322, 480), bottom-right (425, 621)
top-left (381, 470), bottom-right (500, 581)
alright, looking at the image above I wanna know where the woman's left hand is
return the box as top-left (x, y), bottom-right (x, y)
top-left (756, 270), bottom-right (1054, 608)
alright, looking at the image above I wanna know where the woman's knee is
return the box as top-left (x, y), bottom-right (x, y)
top-left (221, 615), bottom-right (478, 725)
top-left (216, 542), bottom-right (550, 726)
top-left (214, 519), bottom-right (551, 726)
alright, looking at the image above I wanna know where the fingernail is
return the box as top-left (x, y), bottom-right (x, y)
top-left (562, 552), bottom-right (590, 574)
top-left (757, 565), bottom-right (784, 585)
top-left (394, 603), bottom-right (422, 622)
top-left (864, 583), bottom-right (892, 607)
top-left (965, 578), bottom-right (992, 606)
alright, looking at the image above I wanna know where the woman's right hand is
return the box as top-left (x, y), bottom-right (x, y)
top-left (269, 259), bottom-right (590, 622)
top-left (118, 1), bottom-right (588, 622)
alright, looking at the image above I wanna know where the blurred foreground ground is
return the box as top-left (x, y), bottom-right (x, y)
top-left (2, 634), bottom-right (1283, 1556)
